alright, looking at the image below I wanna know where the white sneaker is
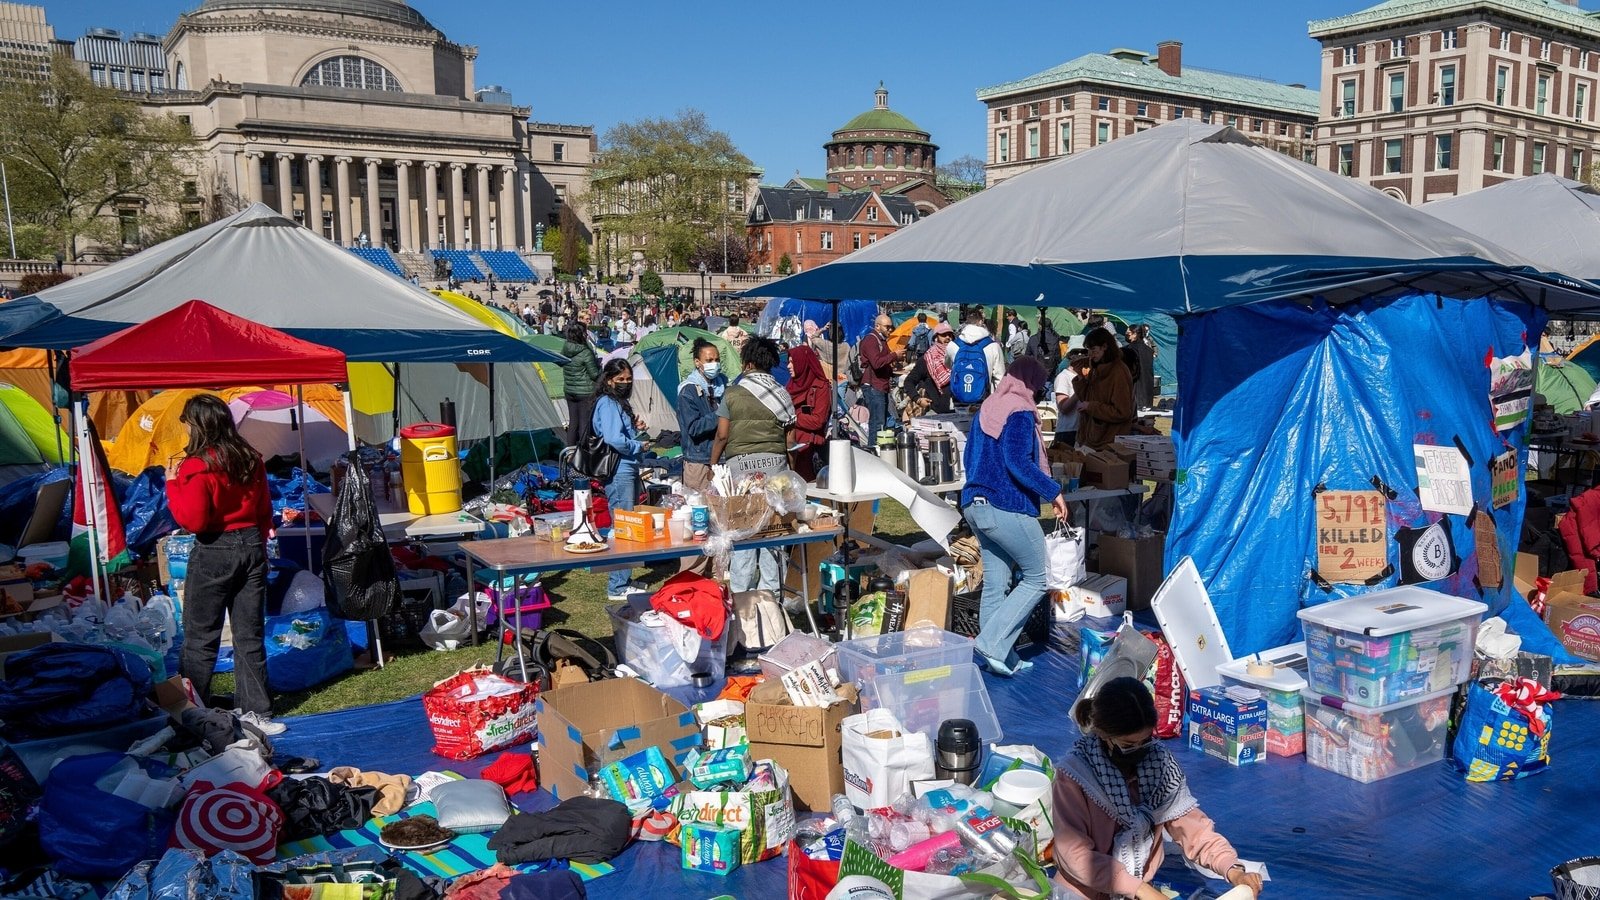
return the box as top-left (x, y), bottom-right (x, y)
top-left (236, 710), bottom-right (287, 736)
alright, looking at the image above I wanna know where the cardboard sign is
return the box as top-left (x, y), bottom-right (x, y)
top-left (1489, 351), bottom-right (1534, 432)
top-left (1415, 444), bottom-right (1474, 516)
top-left (1491, 451), bottom-right (1519, 510)
top-left (1474, 511), bottom-right (1502, 588)
top-left (1315, 490), bottom-right (1389, 583)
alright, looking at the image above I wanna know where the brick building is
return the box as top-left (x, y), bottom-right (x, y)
top-left (745, 184), bottom-right (917, 274)
top-left (825, 83), bottom-right (953, 215)
top-left (1310, 0), bottom-right (1600, 203)
top-left (977, 42), bottom-right (1320, 185)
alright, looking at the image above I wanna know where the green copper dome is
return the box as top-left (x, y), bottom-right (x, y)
top-left (835, 83), bottom-right (927, 136)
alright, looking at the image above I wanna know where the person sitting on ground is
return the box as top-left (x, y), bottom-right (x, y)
top-left (1054, 677), bottom-right (1263, 900)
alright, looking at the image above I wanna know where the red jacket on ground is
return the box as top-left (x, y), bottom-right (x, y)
top-left (166, 455), bottom-right (273, 538)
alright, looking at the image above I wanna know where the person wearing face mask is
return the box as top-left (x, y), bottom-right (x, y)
top-left (675, 340), bottom-right (727, 493)
top-left (711, 338), bottom-right (796, 593)
top-left (1055, 678), bottom-right (1263, 900)
top-left (592, 358), bottom-right (650, 601)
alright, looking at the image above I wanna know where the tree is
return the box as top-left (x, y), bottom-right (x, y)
top-left (776, 253), bottom-right (793, 276)
top-left (0, 56), bottom-right (197, 259)
top-left (936, 154), bottom-right (987, 201)
top-left (639, 270), bottom-right (664, 296)
top-left (557, 202), bottom-right (589, 275)
top-left (589, 109), bottom-right (753, 271)
top-left (687, 230), bottom-right (749, 274)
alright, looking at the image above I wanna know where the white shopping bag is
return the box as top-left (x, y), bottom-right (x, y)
top-left (841, 708), bottom-right (934, 810)
top-left (420, 593), bottom-right (492, 651)
top-left (1044, 524), bottom-right (1086, 591)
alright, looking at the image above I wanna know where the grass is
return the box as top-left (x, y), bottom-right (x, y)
top-left (271, 501), bottom-right (925, 716)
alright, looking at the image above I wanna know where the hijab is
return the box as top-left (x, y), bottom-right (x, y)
top-left (978, 355), bottom-right (1047, 440)
top-left (786, 344), bottom-right (825, 402)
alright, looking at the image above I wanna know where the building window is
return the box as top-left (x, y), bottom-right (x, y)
top-left (131, 71), bottom-right (145, 92)
top-left (865, 148), bottom-right (875, 166)
top-left (1492, 136), bottom-right (1506, 171)
top-left (1441, 28), bottom-right (1457, 50)
top-left (1174, 106), bottom-right (1187, 118)
top-left (1226, 115), bottom-right (1239, 128)
top-left (1059, 96), bottom-right (1072, 112)
top-left (1059, 122), bottom-right (1072, 154)
top-left (1304, 126), bottom-right (1314, 138)
top-left (1279, 122), bottom-right (1289, 135)
top-left (1384, 138), bottom-right (1404, 174)
top-left (1137, 102), bottom-right (1149, 117)
top-left (174, 61), bottom-right (187, 90)
top-left (753, 202), bottom-right (764, 220)
top-left (1026, 102), bottom-right (1040, 117)
top-left (795, 231), bottom-right (803, 253)
top-left (997, 132), bottom-right (1010, 162)
top-left (847, 148), bottom-right (856, 165)
top-left (110, 68), bottom-right (125, 89)
top-left (301, 55), bottom-right (403, 91)
top-left (1389, 72), bottom-right (1405, 112)
top-left (1026, 126), bottom-right (1039, 159)
top-left (852, 232), bottom-right (861, 250)
top-left (997, 108), bottom-right (1010, 122)
top-left (553, 185), bottom-right (565, 206)
top-left (794, 206), bottom-right (804, 221)
top-left (885, 147), bottom-right (895, 166)
top-left (1252, 118), bottom-right (1264, 132)
top-left (1095, 121), bottom-right (1110, 146)
top-left (552, 142), bottom-right (565, 161)
top-left (901, 212), bottom-right (913, 225)
top-left (1338, 143), bottom-right (1355, 176)
top-left (1439, 66), bottom-right (1456, 106)
top-left (1343, 45), bottom-right (1357, 65)
top-left (1435, 134), bottom-right (1453, 169)
top-left (150, 73), bottom-right (165, 91)
top-left (1391, 37), bottom-right (1406, 57)
top-left (868, 234), bottom-right (878, 243)
top-left (1097, 96), bottom-right (1109, 111)
top-left (1574, 148), bottom-right (1587, 180)
top-left (1341, 79), bottom-right (1357, 116)
top-left (1538, 74), bottom-right (1550, 115)
top-left (1541, 39), bottom-right (1553, 62)
top-left (1500, 29), bottom-right (1511, 51)
top-left (866, 205), bottom-right (878, 222)
top-left (1496, 66), bottom-right (1509, 106)
top-left (1578, 83), bottom-right (1590, 121)
top-left (820, 231), bottom-right (833, 251)
top-left (1533, 142), bottom-right (1547, 174)
top-left (118, 209), bottom-right (139, 245)
top-left (820, 207), bottom-right (833, 221)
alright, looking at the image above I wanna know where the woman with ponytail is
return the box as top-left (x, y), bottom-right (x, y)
top-left (1053, 677), bottom-right (1261, 900)
top-left (592, 357), bottom-right (649, 601)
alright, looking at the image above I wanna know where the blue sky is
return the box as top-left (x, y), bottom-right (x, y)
top-left (41, 0), bottom-right (1341, 180)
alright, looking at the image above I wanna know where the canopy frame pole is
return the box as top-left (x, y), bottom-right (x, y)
top-left (338, 383), bottom-right (357, 453)
top-left (75, 397), bottom-right (110, 606)
top-left (294, 385), bottom-right (314, 577)
top-left (49, 350), bottom-right (66, 464)
top-left (488, 364), bottom-right (497, 485)
top-left (830, 302), bottom-right (841, 440)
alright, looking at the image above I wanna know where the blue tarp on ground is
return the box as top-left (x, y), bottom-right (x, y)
top-left (1170, 292), bottom-right (1573, 661)
top-left (274, 632), bottom-right (1600, 899)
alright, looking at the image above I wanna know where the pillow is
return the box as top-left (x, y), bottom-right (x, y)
top-left (431, 779), bottom-right (511, 833)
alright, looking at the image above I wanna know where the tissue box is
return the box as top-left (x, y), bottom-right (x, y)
top-left (1067, 573), bottom-right (1126, 618)
top-left (1186, 686), bottom-right (1267, 766)
top-left (680, 822), bottom-right (741, 876)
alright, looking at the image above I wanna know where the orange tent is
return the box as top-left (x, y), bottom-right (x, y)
top-left (887, 313), bottom-right (937, 354)
top-left (0, 348), bottom-right (149, 437)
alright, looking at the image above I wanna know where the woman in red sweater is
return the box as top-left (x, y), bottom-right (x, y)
top-left (165, 394), bottom-right (283, 735)
top-left (785, 344), bottom-right (832, 480)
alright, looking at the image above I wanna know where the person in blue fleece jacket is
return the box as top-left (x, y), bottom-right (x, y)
top-left (959, 355), bottom-right (1066, 676)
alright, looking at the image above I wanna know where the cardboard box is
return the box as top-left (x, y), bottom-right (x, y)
top-left (614, 505), bottom-right (670, 543)
top-left (535, 677), bottom-right (702, 802)
top-left (1186, 686), bottom-right (1267, 766)
top-left (1067, 573), bottom-right (1127, 617)
top-left (1076, 449), bottom-right (1130, 490)
top-left (1097, 531), bottom-right (1166, 610)
top-left (903, 568), bottom-right (953, 630)
top-left (1545, 590), bottom-right (1600, 662)
top-left (153, 675), bottom-right (200, 721)
top-left (744, 680), bottom-right (859, 812)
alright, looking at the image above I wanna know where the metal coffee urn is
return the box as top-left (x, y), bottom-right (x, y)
top-left (924, 434), bottom-right (957, 484)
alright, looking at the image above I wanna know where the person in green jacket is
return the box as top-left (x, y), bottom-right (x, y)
top-left (562, 319), bottom-right (601, 447)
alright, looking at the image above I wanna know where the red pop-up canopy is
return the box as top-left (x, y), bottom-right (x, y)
top-left (70, 299), bottom-right (347, 391)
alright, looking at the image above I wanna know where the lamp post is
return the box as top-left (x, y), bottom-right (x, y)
top-left (0, 160), bottom-right (15, 259)
top-left (698, 261), bottom-right (708, 304)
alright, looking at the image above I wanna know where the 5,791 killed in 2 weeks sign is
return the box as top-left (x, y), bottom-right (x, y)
top-left (1316, 489), bottom-right (1389, 583)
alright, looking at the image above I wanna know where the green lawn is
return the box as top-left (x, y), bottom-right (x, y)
top-left (271, 500), bottom-right (925, 716)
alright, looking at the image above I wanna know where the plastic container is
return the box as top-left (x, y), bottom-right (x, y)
top-left (836, 627), bottom-right (976, 695)
top-left (474, 570), bottom-right (552, 627)
top-left (1217, 643), bottom-right (1308, 757)
top-left (399, 423), bottom-right (461, 515)
top-left (608, 603), bottom-right (727, 690)
top-left (1303, 688), bottom-right (1453, 783)
top-left (1297, 587), bottom-right (1485, 708)
top-left (868, 661), bottom-right (1003, 743)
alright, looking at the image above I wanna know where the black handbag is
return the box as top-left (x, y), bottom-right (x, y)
top-left (572, 431), bottom-right (620, 480)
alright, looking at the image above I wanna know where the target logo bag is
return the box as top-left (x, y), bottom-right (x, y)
top-left (172, 780), bottom-right (284, 864)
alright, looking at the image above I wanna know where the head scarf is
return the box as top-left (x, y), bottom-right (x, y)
top-left (978, 356), bottom-right (1047, 440)
top-left (1063, 734), bottom-right (1197, 880)
top-left (786, 344), bottom-right (825, 402)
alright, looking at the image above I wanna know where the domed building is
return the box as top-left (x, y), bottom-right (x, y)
top-left (824, 83), bottom-right (951, 215)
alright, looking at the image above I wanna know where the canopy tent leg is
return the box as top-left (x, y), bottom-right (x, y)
top-left (294, 386), bottom-right (313, 578)
top-left (338, 385), bottom-right (357, 453)
top-left (49, 350), bottom-right (65, 464)
top-left (488, 365), bottom-right (497, 485)
top-left (74, 398), bottom-right (110, 606)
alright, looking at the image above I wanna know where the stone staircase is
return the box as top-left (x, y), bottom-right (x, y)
top-left (395, 250), bottom-right (434, 281)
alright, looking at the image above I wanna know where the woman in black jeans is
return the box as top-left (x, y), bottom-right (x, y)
top-left (561, 319), bottom-right (602, 447)
top-left (165, 395), bottom-right (283, 734)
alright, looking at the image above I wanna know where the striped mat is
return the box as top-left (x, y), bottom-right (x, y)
top-left (276, 801), bottom-right (615, 882)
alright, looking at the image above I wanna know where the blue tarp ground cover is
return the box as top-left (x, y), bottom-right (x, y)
top-left (1170, 292), bottom-right (1573, 661)
top-left (274, 632), bottom-right (1600, 899)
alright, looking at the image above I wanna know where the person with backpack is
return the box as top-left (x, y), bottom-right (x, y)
top-left (908, 312), bottom-right (932, 357)
top-left (1028, 314), bottom-right (1063, 376)
top-left (947, 309), bottom-right (1005, 404)
top-left (856, 314), bottom-right (898, 443)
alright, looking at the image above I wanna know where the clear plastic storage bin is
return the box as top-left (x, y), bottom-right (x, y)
top-left (1303, 689), bottom-right (1453, 783)
top-left (607, 604), bottom-right (727, 690)
top-left (1217, 643), bottom-right (1308, 757)
top-left (836, 627), bottom-right (975, 695)
top-left (869, 661), bottom-right (1003, 742)
top-left (1297, 587), bottom-right (1485, 708)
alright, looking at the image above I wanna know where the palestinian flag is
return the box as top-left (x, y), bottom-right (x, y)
top-left (69, 411), bottom-right (131, 579)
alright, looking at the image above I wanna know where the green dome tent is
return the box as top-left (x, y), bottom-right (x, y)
top-left (634, 327), bottom-right (739, 380)
top-left (1537, 357), bottom-right (1597, 414)
top-left (0, 382), bottom-right (67, 466)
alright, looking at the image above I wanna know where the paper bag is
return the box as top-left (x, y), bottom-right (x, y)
top-left (1043, 524), bottom-right (1086, 591)
top-left (840, 709), bottom-right (934, 810)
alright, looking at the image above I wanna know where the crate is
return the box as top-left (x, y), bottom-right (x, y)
top-left (950, 590), bottom-right (1052, 650)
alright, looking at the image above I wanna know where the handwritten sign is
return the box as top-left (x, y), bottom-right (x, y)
top-left (1316, 490), bottom-right (1389, 583)
top-left (1474, 511), bottom-right (1503, 588)
top-left (1491, 450), bottom-right (1519, 510)
top-left (1415, 444), bottom-right (1474, 516)
top-left (1489, 351), bottom-right (1534, 433)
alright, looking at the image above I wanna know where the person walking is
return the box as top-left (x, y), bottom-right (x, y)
top-left (785, 343), bottom-right (832, 480)
top-left (675, 340), bottom-right (726, 493)
top-left (593, 359), bottom-right (649, 601)
top-left (1077, 329), bottom-right (1135, 450)
top-left (908, 312), bottom-right (932, 357)
top-left (711, 338), bottom-right (796, 593)
top-left (165, 395), bottom-right (283, 735)
top-left (561, 320), bottom-right (601, 448)
top-left (959, 356), bottom-right (1064, 676)
top-left (857, 314), bottom-right (897, 442)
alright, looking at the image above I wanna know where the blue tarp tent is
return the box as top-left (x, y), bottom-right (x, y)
top-left (753, 120), bottom-right (1600, 660)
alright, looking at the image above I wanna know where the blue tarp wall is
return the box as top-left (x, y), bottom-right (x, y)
top-left (775, 299), bottom-right (878, 345)
top-left (1170, 292), bottom-right (1573, 660)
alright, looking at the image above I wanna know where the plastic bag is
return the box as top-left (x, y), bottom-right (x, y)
top-left (0, 738), bottom-right (40, 848)
top-left (106, 848), bottom-right (255, 900)
top-left (423, 667), bottom-right (539, 760)
top-left (321, 454), bottom-right (400, 621)
top-left (1079, 616), bottom-right (1158, 700)
top-left (841, 708), bottom-right (934, 809)
top-left (1450, 678), bottom-right (1558, 782)
top-left (39, 752), bottom-right (177, 879)
top-left (420, 593), bottom-right (492, 651)
top-left (280, 571), bottom-right (328, 615)
top-left (1043, 524), bottom-right (1086, 591)
top-left (265, 608), bottom-right (353, 692)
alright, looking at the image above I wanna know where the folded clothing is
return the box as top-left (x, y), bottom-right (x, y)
top-left (501, 870), bottom-right (586, 900)
top-left (327, 766), bottom-right (413, 816)
top-left (480, 752), bottom-right (539, 796)
top-left (485, 796), bottom-right (631, 865)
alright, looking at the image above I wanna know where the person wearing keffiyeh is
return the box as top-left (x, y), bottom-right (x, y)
top-left (1053, 678), bottom-right (1263, 900)
top-left (711, 337), bottom-right (795, 593)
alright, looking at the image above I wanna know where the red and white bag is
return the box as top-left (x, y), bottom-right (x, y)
top-left (1143, 631), bottom-right (1187, 740)
top-left (423, 667), bottom-right (539, 760)
top-left (172, 780), bottom-right (283, 864)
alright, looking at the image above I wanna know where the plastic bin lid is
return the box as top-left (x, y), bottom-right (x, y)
top-left (1295, 586), bottom-right (1487, 637)
top-left (1303, 685), bottom-right (1457, 716)
top-left (870, 661), bottom-right (1003, 743)
top-left (1216, 642), bottom-right (1309, 693)
top-left (400, 423), bottom-right (456, 439)
top-left (1149, 556), bottom-right (1232, 689)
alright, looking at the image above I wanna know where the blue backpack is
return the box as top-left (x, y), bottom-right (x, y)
top-left (950, 336), bottom-right (993, 403)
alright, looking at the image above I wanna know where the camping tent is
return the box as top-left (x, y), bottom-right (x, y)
top-left (0, 204), bottom-right (564, 365)
top-left (635, 327), bottom-right (738, 380)
top-left (0, 383), bottom-right (68, 466)
top-left (0, 348), bottom-right (146, 435)
top-left (229, 390), bottom-right (349, 470)
top-left (753, 119), bottom-right (1600, 659)
top-left (1536, 356), bottom-right (1597, 414)
top-left (1422, 174), bottom-right (1600, 282)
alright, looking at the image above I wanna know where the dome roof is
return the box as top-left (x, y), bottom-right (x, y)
top-left (195, 0), bottom-right (434, 30)
top-left (835, 84), bottom-right (927, 136)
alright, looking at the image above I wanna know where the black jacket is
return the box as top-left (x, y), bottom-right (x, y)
top-left (486, 796), bottom-right (632, 864)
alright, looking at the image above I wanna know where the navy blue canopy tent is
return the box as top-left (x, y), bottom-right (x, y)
top-left (0, 204), bottom-right (566, 365)
top-left (752, 120), bottom-right (1600, 661)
